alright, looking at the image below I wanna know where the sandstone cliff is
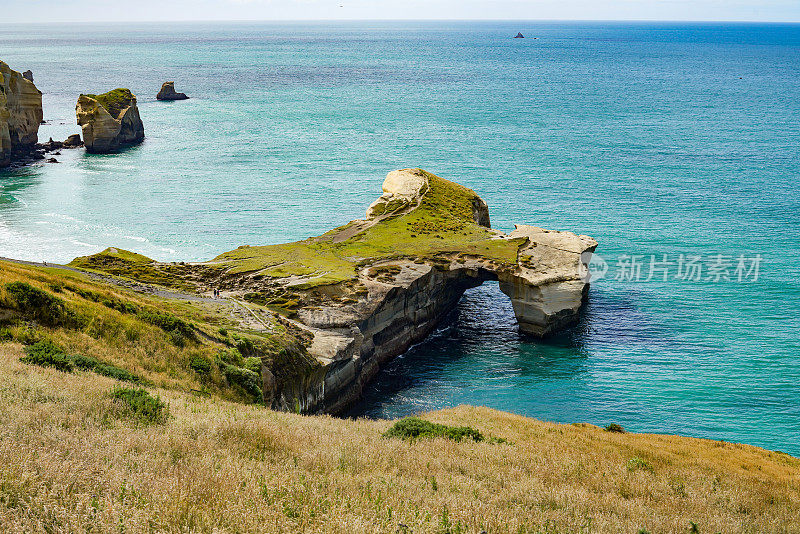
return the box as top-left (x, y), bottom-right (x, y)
top-left (0, 61), bottom-right (43, 167)
top-left (76, 88), bottom-right (144, 153)
top-left (71, 169), bottom-right (597, 414)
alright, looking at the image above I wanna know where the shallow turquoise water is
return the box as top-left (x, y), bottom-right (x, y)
top-left (1, 21), bottom-right (798, 453)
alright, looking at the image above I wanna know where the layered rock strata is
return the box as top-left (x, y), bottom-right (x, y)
top-left (0, 61), bottom-right (43, 167)
top-left (76, 89), bottom-right (144, 153)
top-left (72, 169), bottom-right (597, 414)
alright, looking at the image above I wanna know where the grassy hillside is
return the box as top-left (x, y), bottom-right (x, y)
top-left (0, 345), bottom-right (798, 533)
top-left (0, 260), bottom-right (316, 406)
top-left (2, 251), bottom-right (799, 532)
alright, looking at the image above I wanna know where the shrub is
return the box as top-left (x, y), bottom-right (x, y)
top-left (0, 327), bottom-right (12, 341)
top-left (20, 341), bottom-right (74, 372)
top-left (220, 362), bottom-right (262, 402)
top-left (242, 356), bottom-right (262, 375)
top-left (234, 336), bottom-right (258, 358)
top-left (5, 282), bottom-right (73, 327)
top-left (101, 298), bottom-right (139, 315)
top-left (384, 417), bottom-right (485, 443)
top-left (189, 355), bottom-right (212, 376)
top-left (110, 386), bottom-right (168, 425)
top-left (19, 341), bottom-right (140, 382)
top-left (217, 347), bottom-right (244, 367)
top-left (627, 456), bottom-right (655, 473)
top-left (136, 309), bottom-right (194, 343)
top-left (72, 354), bottom-right (140, 383)
top-left (605, 423), bottom-right (626, 433)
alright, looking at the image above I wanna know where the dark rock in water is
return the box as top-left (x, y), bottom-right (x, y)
top-left (156, 81), bottom-right (189, 101)
top-left (22, 70), bottom-right (33, 82)
top-left (46, 157), bottom-right (59, 163)
top-left (514, 32), bottom-right (524, 39)
top-left (62, 133), bottom-right (83, 148)
top-left (41, 137), bottom-right (63, 152)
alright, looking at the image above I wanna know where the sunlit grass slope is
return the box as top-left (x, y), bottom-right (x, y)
top-left (0, 260), bottom-right (314, 405)
top-left (0, 346), bottom-right (798, 533)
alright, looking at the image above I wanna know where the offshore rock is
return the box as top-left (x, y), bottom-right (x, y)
top-left (62, 133), bottom-right (83, 148)
top-left (76, 88), bottom-right (144, 153)
top-left (156, 82), bottom-right (189, 101)
top-left (0, 61), bottom-right (43, 167)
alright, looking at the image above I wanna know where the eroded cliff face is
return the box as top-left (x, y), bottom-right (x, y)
top-left (72, 169), bottom-right (597, 414)
top-left (76, 89), bottom-right (144, 153)
top-left (0, 61), bottom-right (43, 167)
top-left (210, 169), bottom-right (596, 414)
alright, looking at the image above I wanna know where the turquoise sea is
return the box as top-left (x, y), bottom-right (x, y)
top-left (1, 21), bottom-right (798, 454)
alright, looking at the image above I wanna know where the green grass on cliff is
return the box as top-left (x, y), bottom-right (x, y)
top-left (68, 171), bottom-right (523, 291)
top-left (213, 170), bottom-right (524, 286)
top-left (81, 88), bottom-right (135, 118)
top-left (69, 247), bottom-right (195, 290)
top-left (0, 260), bottom-right (316, 406)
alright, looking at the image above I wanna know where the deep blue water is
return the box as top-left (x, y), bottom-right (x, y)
top-left (1, 21), bottom-right (798, 454)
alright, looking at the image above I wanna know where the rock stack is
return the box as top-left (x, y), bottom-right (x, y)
top-left (156, 82), bottom-right (189, 101)
top-left (0, 61), bottom-right (43, 167)
top-left (76, 89), bottom-right (144, 153)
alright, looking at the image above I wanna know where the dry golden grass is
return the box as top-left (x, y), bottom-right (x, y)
top-left (1, 347), bottom-right (798, 534)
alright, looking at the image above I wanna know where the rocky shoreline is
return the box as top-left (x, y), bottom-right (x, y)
top-left (2, 61), bottom-right (597, 415)
top-left (1, 60), bottom-right (148, 167)
top-left (70, 169), bottom-right (597, 414)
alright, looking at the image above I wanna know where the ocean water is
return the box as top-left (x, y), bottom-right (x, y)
top-left (1, 21), bottom-right (799, 454)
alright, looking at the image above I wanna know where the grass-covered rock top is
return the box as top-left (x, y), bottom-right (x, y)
top-left (80, 88), bottom-right (136, 119)
top-left (211, 169), bottom-right (522, 285)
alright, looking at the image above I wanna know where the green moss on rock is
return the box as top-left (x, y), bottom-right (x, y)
top-left (81, 88), bottom-right (135, 119)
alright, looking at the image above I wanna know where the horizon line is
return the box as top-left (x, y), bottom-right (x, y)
top-left (5, 18), bottom-right (800, 25)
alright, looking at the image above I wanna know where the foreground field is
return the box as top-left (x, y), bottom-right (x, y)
top-left (0, 347), bottom-right (798, 533)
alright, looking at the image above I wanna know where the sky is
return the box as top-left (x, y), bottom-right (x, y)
top-left (5, 0), bottom-right (800, 24)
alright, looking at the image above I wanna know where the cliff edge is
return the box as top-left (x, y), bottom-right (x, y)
top-left (71, 169), bottom-right (597, 413)
top-left (0, 61), bottom-right (43, 167)
top-left (76, 88), bottom-right (144, 153)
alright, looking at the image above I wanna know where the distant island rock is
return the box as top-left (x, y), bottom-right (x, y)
top-left (76, 88), bottom-right (144, 153)
top-left (71, 168), bottom-right (598, 414)
top-left (515, 32), bottom-right (524, 39)
top-left (156, 82), bottom-right (189, 101)
top-left (0, 61), bottom-right (43, 167)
